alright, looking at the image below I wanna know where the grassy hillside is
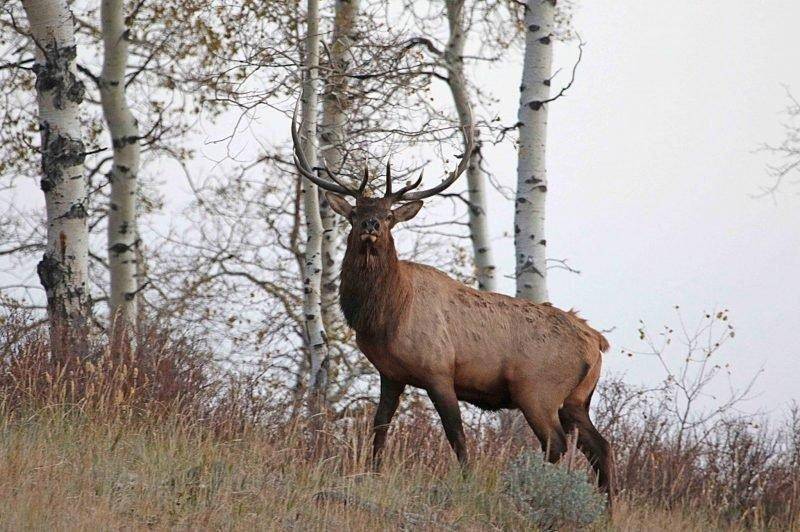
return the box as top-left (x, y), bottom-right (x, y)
top-left (1, 317), bottom-right (797, 530)
top-left (0, 409), bottom-right (754, 531)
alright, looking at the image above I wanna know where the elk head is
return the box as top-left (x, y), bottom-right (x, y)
top-left (290, 101), bottom-right (475, 253)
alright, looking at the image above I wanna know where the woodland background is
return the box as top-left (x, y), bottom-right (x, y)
top-left (0, 0), bottom-right (799, 529)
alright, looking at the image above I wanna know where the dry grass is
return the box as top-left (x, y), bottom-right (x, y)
top-left (1, 312), bottom-right (799, 530)
top-left (1, 408), bottom-right (793, 531)
top-left (0, 410), bottom-right (526, 530)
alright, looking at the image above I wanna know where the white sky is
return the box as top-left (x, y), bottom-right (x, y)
top-left (7, 0), bottom-right (799, 416)
top-left (475, 0), bottom-right (800, 414)
top-left (142, 0), bottom-right (800, 415)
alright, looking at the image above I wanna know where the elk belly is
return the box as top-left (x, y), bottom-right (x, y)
top-left (454, 360), bottom-right (513, 411)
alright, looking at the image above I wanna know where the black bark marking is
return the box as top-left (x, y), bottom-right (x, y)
top-left (37, 254), bottom-right (65, 294)
top-left (33, 43), bottom-right (85, 110)
top-left (112, 135), bottom-right (139, 149)
top-left (109, 242), bottom-right (134, 255)
top-left (40, 124), bottom-right (86, 193)
top-left (64, 203), bottom-right (87, 219)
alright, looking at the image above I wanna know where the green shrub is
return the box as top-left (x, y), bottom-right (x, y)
top-left (503, 451), bottom-right (605, 530)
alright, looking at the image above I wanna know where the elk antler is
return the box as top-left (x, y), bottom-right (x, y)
top-left (384, 112), bottom-right (476, 202)
top-left (291, 100), bottom-right (367, 197)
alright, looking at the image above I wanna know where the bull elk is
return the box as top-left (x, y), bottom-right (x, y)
top-left (291, 108), bottom-right (615, 499)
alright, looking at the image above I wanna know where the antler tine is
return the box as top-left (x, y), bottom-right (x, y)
top-left (320, 165), bottom-right (356, 192)
top-left (355, 156), bottom-right (369, 194)
top-left (385, 159), bottom-right (392, 196)
top-left (391, 171), bottom-right (424, 199)
top-left (399, 122), bottom-right (475, 201)
top-left (290, 99), bottom-right (355, 196)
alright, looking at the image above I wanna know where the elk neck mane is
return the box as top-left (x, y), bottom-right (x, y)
top-left (339, 232), bottom-right (412, 340)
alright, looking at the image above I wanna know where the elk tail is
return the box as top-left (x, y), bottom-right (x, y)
top-left (596, 330), bottom-right (610, 354)
top-left (568, 308), bottom-right (610, 354)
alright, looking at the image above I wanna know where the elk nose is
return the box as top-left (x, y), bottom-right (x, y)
top-left (361, 218), bottom-right (379, 232)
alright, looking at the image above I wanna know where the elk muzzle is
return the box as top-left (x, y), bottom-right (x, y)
top-left (360, 218), bottom-right (380, 242)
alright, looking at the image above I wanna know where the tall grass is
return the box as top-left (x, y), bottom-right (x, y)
top-left (596, 377), bottom-right (800, 529)
top-left (0, 312), bottom-right (798, 530)
top-left (0, 311), bottom-right (213, 419)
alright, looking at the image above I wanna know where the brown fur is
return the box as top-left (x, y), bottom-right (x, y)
top-left (328, 193), bottom-right (615, 500)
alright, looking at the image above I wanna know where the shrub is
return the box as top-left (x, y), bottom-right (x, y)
top-left (502, 450), bottom-right (606, 530)
top-left (0, 310), bottom-right (216, 419)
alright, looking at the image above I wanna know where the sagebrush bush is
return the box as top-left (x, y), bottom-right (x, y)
top-left (503, 450), bottom-right (606, 531)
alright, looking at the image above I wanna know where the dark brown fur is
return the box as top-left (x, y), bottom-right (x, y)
top-left (339, 201), bottom-right (412, 340)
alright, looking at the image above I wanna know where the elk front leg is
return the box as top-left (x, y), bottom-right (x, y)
top-left (372, 374), bottom-right (405, 470)
top-left (427, 384), bottom-right (468, 466)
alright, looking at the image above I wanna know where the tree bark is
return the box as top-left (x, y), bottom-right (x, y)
top-left (514, 0), bottom-right (554, 303)
top-left (300, 0), bottom-right (330, 413)
top-left (100, 0), bottom-right (140, 334)
top-left (319, 0), bottom-right (360, 331)
top-left (23, 0), bottom-right (90, 360)
top-left (444, 0), bottom-right (496, 292)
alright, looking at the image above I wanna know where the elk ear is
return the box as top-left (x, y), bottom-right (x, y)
top-left (392, 200), bottom-right (423, 223)
top-left (325, 192), bottom-right (353, 219)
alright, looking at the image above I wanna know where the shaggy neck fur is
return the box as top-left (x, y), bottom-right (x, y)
top-left (339, 232), bottom-right (411, 340)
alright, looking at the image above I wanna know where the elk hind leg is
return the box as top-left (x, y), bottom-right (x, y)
top-left (516, 394), bottom-right (567, 463)
top-left (559, 402), bottom-right (616, 498)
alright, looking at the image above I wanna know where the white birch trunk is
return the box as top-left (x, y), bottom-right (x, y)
top-left (300, 0), bottom-right (329, 410)
top-left (319, 0), bottom-right (360, 331)
top-left (23, 0), bottom-right (90, 359)
top-left (514, 0), bottom-right (554, 302)
top-left (100, 0), bottom-right (140, 333)
top-left (444, 0), bottom-right (496, 292)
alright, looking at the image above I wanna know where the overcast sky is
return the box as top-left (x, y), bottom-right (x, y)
top-left (160, 0), bottom-right (800, 415)
top-left (474, 0), bottom-right (800, 414)
top-left (7, 0), bottom-right (798, 417)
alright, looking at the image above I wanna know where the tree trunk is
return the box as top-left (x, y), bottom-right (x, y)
top-left (23, 0), bottom-right (91, 360)
top-left (300, 0), bottom-right (330, 413)
top-left (444, 0), bottom-right (496, 292)
top-left (514, 0), bottom-right (554, 303)
top-left (319, 0), bottom-right (360, 332)
top-left (100, 0), bottom-right (140, 334)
